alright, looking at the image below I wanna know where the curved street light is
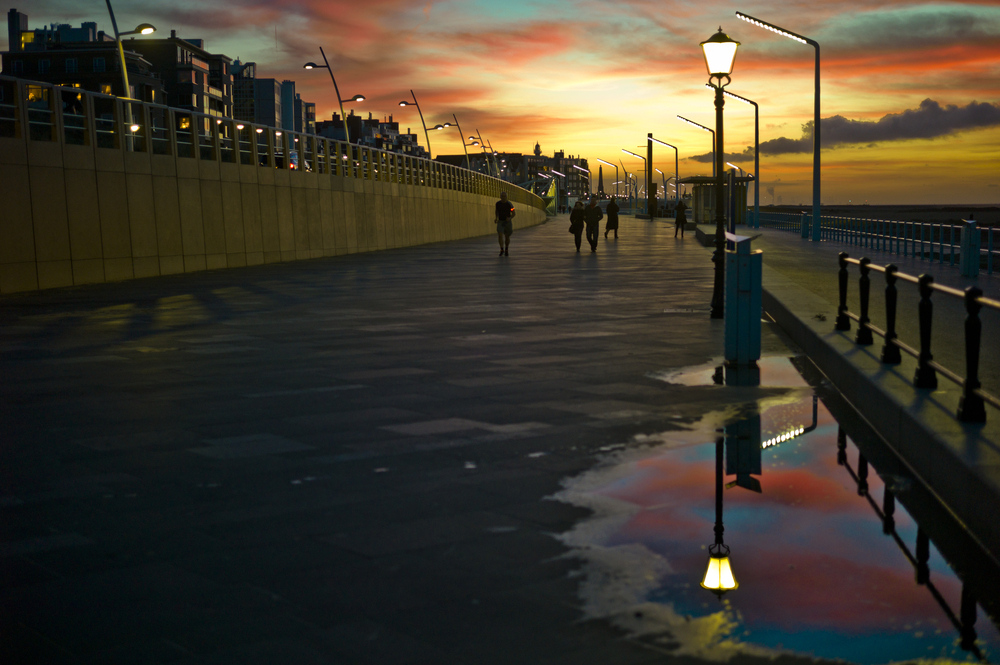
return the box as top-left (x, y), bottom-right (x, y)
top-left (677, 115), bottom-right (716, 177)
top-left (103, 0), bottom-right (155, 137)
top-left (596, 159), bottom-right (619, 198)
top-left (303, 49), bottom-right (365, 144)
top-left (717, 87), bottom-right (759, 228)
top-left (736, 11), bottom-right (819, 240)
top-left (623, 149), bottom-right (647, 213)
top-left (398, 90), bottom-right (432, 158)
top-left (572, 164), bottom-right (591, 197)
top-left (649, 136), bottom-right (680, 210)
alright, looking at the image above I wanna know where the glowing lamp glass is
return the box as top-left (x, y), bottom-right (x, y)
top-left (701, 546), bottom-right (738, 595)
top-left (701, 29), bottom-right (740, 77)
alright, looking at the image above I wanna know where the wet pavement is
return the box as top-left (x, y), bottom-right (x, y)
top-left (1, 215), bottom-right (997, 664)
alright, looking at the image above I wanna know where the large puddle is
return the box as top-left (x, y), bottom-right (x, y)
top-left (554, 356), bottom-right (999, 663)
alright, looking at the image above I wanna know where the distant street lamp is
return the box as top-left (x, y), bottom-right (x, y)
top-left (649, 136), bottom-right (680, 209)
top-left (596, 159), bottom-right (619, 198)
top-left (737, 11), bottom-right (819, 240)
top-left (622, 148), bottom-right (647, 213)
top-left (719, 87), bottom-right (759, 228)
top-left (702, 26), bottom-right (740, 320)
top-left (303, 48), bottom-right (365, 144)
top-left (677, 115), bottom-right (716, 177)
top-left (469, 130), bottom-right (498, 177)
top-left (572, 164), bottom-right (591, 196)
top-left (551, 169), bottom-right (566, 211)
top-left (433, 113), bottom-right (470, 169)
top-left (398, 90), bottom-right (432, 158)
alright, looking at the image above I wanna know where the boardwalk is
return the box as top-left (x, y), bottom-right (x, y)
top-left (1, 215), bottom-right (997, 664)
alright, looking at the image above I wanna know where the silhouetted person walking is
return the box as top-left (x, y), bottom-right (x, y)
top-left (495, 191), bottom-right (515, 256)
top-left (604, 197), bottom-right (620, 238)
top-left (569, 201), bottom-right (585, 252)
top-left (584, 196), bottom-right (603, 252)
top-left (674, 200), bottom-right (687, 238)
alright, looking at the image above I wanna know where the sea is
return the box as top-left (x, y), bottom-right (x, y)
top-left (761, 204), bottom-right (999, 227)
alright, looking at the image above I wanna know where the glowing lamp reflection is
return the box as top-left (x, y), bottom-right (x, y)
top-left (701, 544), bottom-right (737, 596)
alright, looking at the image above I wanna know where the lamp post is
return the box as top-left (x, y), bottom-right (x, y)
top-left (433, 114), bottom-right (470, 169)
top-left (469, 130), bottom-right (496, 177)
top-left (303, 48), bottom-right (365, 145)
top-left (702, 435), bottom-right (738, 598)
top-left (701, 26), bottom-right (740, 320)
top-left (677, 115), bottom-right (716, 177)
top-left (572, 165), bottom-right (591, 197)
top-left (398, 90), bottom-right (432, 158)
top-left (716, 89), bottom-right (759, 228)
top-left (596, 159), bottom-right (619, 198)
top-left (622, 149), bottom-right (646, 213)
top-left (103, 0), bottom-right (154, 140)
top-left (649, 136), bottom-right (680, 209)
top-left (736, 12), bottom-right (819, 240)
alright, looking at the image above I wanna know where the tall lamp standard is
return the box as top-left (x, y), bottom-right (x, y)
top-left (433, 114), bottom-right (471, 169)
top-left (717, 87), bottom-right (759, 228)
top-left (702, 26), bottom-right (740, 320)
top-left (103, 0), bottom-right (154, 136)
top-left (596, 159), bottom-right (619, 198)
top-left (649, 136), bottom-right (680, 209)
top-left (736, 12), bottom-right (819, 240)
top-left (622, 149), bottom-right (646, 213)
top-left (572, 165), bottom-right (591, 197)
top-left (303, 48), bottom-right (365, 145)
top-left (677, 115), bottom-right (716, 177)
top-left (398, 90), bottom-right (432, 158)
top-left (469, 130), bottom-right (497, 177)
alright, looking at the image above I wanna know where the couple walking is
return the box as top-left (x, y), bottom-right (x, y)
top-left (569, 196), bottom-right (619, 252)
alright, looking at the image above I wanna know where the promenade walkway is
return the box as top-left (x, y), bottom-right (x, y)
top-left (1, 215), bottom-right (997, 664)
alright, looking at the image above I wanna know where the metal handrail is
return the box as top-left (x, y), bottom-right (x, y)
top-left (836, 252), bottom-right (999, 421)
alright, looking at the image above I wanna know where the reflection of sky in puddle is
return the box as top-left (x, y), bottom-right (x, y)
top-left (556, 357), bottom-right (999, 664)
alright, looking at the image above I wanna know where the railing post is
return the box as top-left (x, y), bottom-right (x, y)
top-left (914, 274), bottom-right (938, 389)
top-left (880, 265), bottom-right (901, 364)
top-left (960, 584), bottom-right (978, 652)
top-left (958, 286), bottom-right (986, 423)
top-left (960, 220), bottom-right (980, 277)
top-left (857, 453), bottom-right (868, 496)
top-left (836, 252), bottom-right (851, 331)
top-left (836, 426), bottom-right (847, 465)
top-left (855, 258), bottom-right (873, 345)
top-left (800, 211), bottom-right (809, 238)
top-left (915, 529), bottom-right (929, 584)
top-left (882, 488), bottom-right (895, 534)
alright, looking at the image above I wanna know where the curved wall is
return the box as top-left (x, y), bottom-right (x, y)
top-left (0, 76), bottom-right (547, 294)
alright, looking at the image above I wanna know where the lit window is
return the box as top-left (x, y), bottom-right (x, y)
top-left (100, 83), bottom-right (113, 95)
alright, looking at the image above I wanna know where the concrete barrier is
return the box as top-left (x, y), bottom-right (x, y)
top-left (0, 76), bottom-right (546, 294)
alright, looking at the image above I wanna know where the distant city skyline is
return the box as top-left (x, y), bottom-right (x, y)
top-left (6, 0), bottom-right (1000, 204)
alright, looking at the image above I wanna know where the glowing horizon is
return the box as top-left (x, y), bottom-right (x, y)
top-left (10, 0), bottom-right (1000, 204)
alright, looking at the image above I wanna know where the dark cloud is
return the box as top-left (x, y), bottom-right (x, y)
top-left (759, 99), bottom-right (1000, 155)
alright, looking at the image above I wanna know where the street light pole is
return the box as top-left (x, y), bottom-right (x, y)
top-left (701, 27), bottom-right (741, 320)
top-left (721, 88), bottom-right (759, 228)
top-left (103, 0), bottom-right (155, 139)
top-left (572, 165), bottom-right (591, 196)
top-left (398, 90), bottom-right (431, 159)
top-left (649, 136), bottom-right (680, 209)
top-left (737, 12), bottom-right (819, 240)
top-left (677, 115), bottom-right (716, 177)
top-left (596, 159), bottom-right (619, 198)
top-left (303, 48), bottom-right (365, 145)
top-left (622, 149), bottom-right (647, 214)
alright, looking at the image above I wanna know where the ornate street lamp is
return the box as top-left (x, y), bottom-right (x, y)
top-left (398, 90), bottom-right (432, 158)
top-left (701, 436), bottom-right (739, 597)
top-left (702, 26), bottom-right (740, 319)
top-left (303, 49), bottom-right (365, 144)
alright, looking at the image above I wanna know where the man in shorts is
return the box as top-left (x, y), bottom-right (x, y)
top-left (495, 192), bottom-right (515, 256)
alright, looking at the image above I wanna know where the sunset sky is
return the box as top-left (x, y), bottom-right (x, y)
top-left (9, 0), bottom-right (1000, 205)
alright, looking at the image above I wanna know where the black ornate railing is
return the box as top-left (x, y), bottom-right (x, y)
top-left (836, 252), bottom-right (1000, 422)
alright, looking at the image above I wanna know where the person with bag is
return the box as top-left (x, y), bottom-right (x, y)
top-left (568, 201), bottom-right (585, 252)
top-left (494, 191), bottom-right (515, 256)
top-left (604, 196), bottom-right (620, 239)
top-left (584, 196), bottom-right (604, 252)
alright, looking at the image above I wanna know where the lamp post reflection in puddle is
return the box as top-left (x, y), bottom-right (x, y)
top-left (702, 433), bottom-right (739, 598)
